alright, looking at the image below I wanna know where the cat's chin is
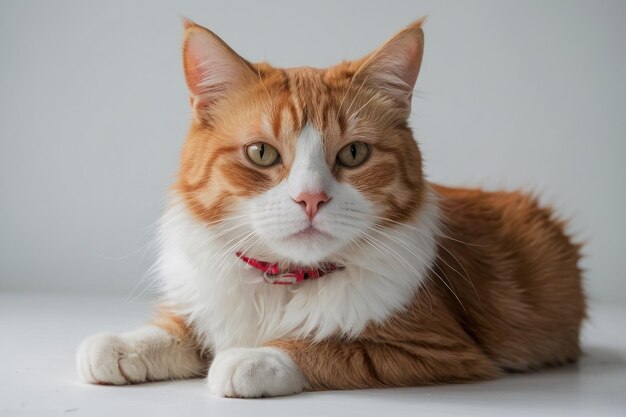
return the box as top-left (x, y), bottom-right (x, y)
top-left (287, 226), bottom-right (332, 241)
top-left (268, 229), bottom-right (348, 265)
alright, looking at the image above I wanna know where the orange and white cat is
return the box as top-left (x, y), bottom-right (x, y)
top-left (76, 18), bottom-right (585, 398)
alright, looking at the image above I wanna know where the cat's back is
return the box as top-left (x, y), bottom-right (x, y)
top-left (429, 183), bottom-right (585, 370)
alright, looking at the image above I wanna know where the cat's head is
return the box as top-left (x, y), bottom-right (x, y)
top-left (177, 19), bottom-right (426, 266)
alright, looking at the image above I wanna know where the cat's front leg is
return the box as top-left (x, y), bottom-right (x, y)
top-left (207, 347), bottom-right (308, 398)
top-left (76, 312), bottom-right (205, 385)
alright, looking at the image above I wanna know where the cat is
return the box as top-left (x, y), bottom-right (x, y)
top-left (76, 18), bottom-right (585, 398)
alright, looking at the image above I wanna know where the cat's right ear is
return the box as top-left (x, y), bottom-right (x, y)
top-left (182, 20), bottom-right (256, 119)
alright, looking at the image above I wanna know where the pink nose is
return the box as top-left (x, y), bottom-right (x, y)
top-left (294, 192), bottom-right (330, 220)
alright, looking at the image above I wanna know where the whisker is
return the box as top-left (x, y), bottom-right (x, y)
top-left (356, 212), bottom-right (487, 247)
top-left (346, 94), bottom-right (377, 125)
top-left (362, 229), bottom-right (466, 313)
top-left (370, 223), bottom-right (481, 306)
top-left (343, 74), bottom-right (370, 118)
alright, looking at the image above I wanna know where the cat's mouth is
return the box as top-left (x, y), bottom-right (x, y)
top-left (286, 225), bottom-right (332, 241)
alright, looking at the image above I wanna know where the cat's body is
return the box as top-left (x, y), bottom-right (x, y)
top-left (77, 19), bottom-right (585, 397)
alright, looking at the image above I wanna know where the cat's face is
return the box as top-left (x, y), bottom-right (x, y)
top-left (177, 20), bottom-right (425, 265)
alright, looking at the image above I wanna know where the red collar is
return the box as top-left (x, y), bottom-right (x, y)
top-left (236, 252), bottom-right (344, 285)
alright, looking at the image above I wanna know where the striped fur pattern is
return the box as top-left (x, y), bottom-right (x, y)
top-left (76, 18), bottom-right (585, 397)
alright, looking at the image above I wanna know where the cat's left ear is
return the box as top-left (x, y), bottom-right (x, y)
top-left (182, 19), bottom-right (256, 119)
top-left (354, 18), bottom-right (425, 118)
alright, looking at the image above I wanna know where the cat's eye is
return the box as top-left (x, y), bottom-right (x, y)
top-left (245, 142), bottom-right (280, 167)
top-left (337, 141), bottom-right (370, 168)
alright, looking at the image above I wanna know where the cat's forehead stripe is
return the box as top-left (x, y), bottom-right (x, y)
top-left (266, 70), bottom-right (304, 139)
top-left (265, 69), bottom-right (348, 142)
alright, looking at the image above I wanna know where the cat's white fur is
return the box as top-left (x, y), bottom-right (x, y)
top-left (208, 347), bottom-right (309, 397)
top-left (77, 326), bottom-right (202, 385)
top-left (77, 125), bottom-right (441, 397)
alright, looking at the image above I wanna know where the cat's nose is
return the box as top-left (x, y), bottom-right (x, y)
top-left (294, 192), bottom-right (331, 220)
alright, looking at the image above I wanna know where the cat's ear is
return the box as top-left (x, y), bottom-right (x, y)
top-left (354, 18), bottom-right (425, 118)
top-left (182, 19), bottom-right (256, 118)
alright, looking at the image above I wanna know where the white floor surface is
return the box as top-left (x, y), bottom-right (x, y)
top-left (1, 293), bottom-right (625, 417)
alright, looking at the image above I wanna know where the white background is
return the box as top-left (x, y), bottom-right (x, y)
top-left (1, 0), bottom-right (624, 303)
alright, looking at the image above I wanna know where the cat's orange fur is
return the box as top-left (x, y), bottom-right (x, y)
top-left (157, 19), bottom-right (584, 390)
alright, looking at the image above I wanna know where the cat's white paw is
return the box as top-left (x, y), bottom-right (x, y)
top-left (208, 347), bottom-right (307, 398)
top-left (76, 332), bottom-right (148, 385)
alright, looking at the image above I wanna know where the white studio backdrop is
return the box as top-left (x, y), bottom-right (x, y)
top-left (1, 0), bottom-right (624, 303)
